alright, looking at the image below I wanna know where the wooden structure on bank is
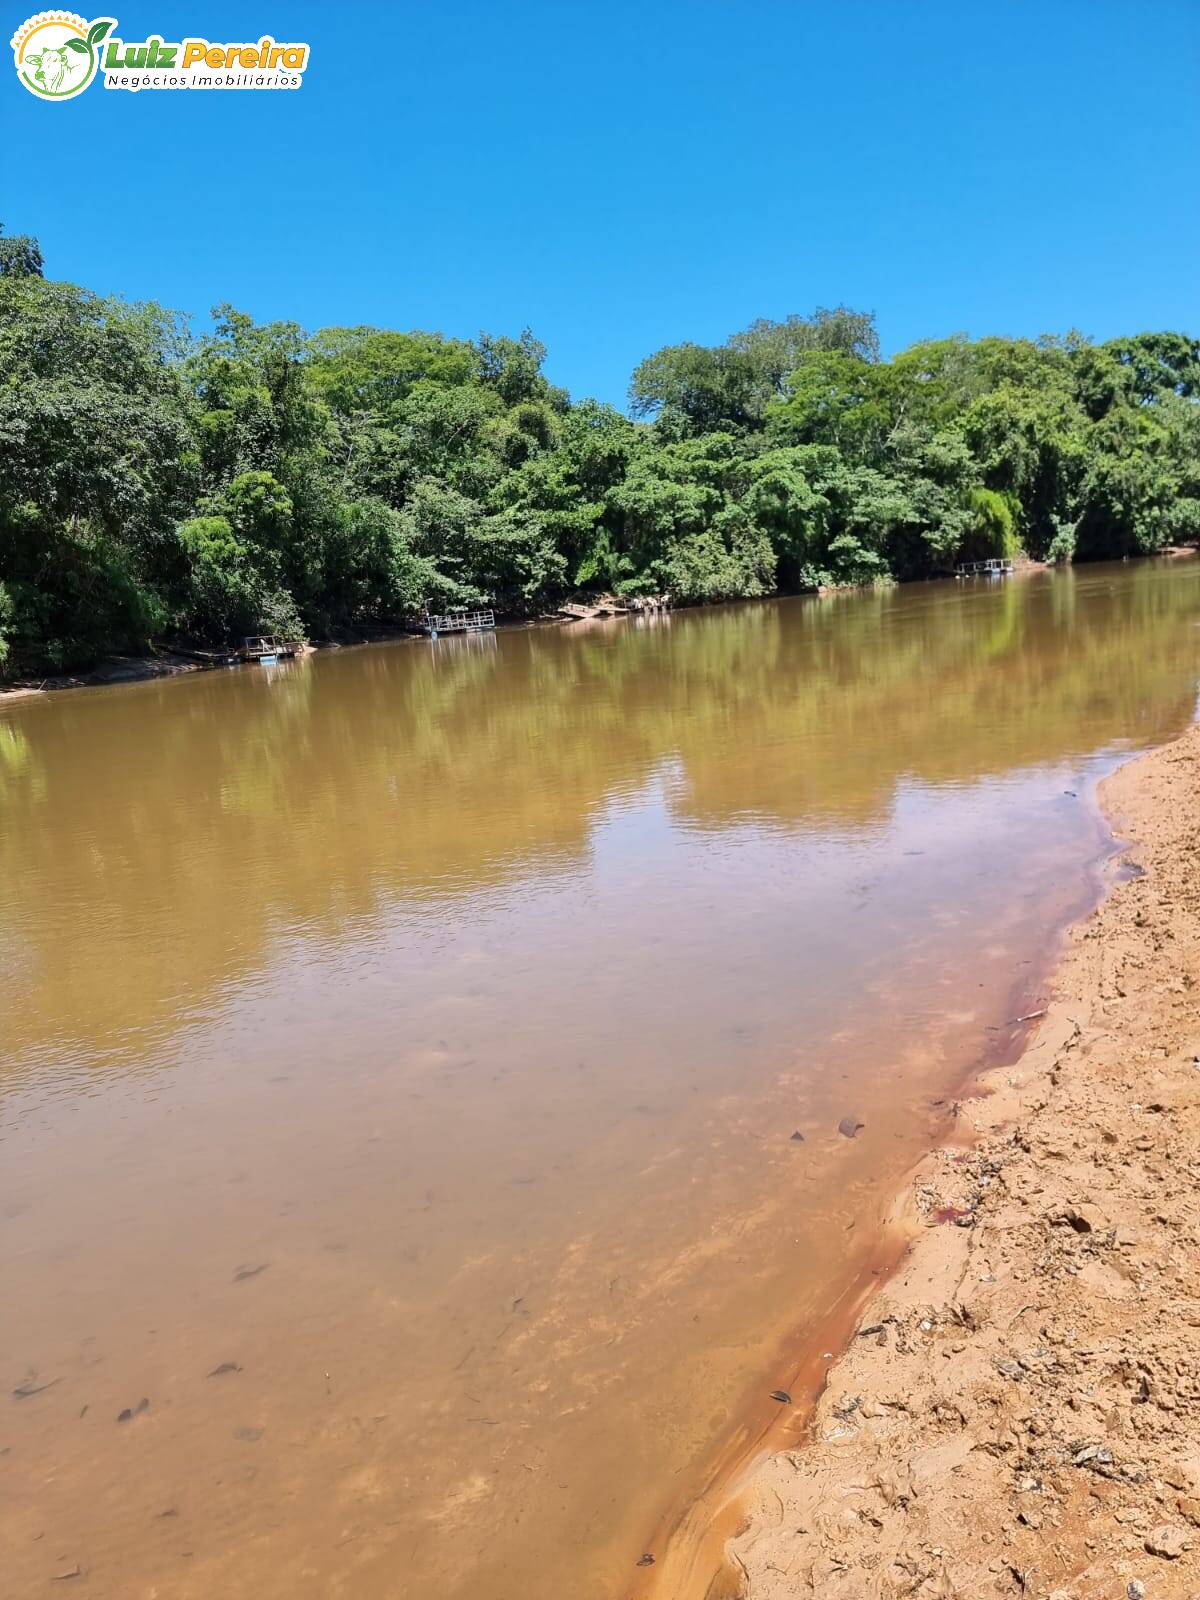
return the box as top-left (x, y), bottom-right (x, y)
top-left (240, 635), bottom-right (302, 662)
top-left (558, 594), bottom-right (671, 621)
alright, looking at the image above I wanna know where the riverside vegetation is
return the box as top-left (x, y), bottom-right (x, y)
top-left (1, 221), bottom-right (1197, 676)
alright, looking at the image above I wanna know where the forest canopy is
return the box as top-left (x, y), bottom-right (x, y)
top-left (1, 225), bottom-right (1197, 674)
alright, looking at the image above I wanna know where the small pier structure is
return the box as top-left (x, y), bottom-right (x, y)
top-left (954, 558), bottom-right (1014, 578)
top-left (240, 635), bottom-right (302, 662)
top-left (422, 609), bottom-right (496, 638)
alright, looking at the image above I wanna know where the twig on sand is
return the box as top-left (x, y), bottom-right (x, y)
top-left (987, 1008), bottom-right (1048, 1031)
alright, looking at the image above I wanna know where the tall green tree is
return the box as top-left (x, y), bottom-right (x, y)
top-left (0, 223), bottom-right (44, 279)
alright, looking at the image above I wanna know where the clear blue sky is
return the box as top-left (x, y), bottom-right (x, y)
top-left (4, 0), bottom-right (1198, 407)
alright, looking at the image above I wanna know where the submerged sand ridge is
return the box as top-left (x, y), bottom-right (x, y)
top-left (709, 724), bottom-right (1200, 1597)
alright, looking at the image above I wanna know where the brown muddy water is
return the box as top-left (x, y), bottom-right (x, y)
top-left (3, 559), bottom-right (1200, 1600)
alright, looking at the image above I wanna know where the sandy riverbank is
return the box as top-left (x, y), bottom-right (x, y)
top-left (0, 651), bottom-right (217, 698)
top-left (668, 721), bottom-right (1200, 1597)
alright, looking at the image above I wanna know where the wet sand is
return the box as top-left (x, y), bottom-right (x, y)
top-left (687, 722), bottom-right (1200, 1597)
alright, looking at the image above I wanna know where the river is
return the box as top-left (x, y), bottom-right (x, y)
top-left (3, 559), bottom-right (1200, 1599)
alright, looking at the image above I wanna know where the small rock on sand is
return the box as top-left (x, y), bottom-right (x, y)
top-left (1145, 1523), bottom-right (1190, 1559)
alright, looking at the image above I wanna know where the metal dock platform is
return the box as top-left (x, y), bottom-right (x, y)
top-left (954, 559), bottom-right (1014, 578)
top-left (422, 610), bottom-right (496, 638)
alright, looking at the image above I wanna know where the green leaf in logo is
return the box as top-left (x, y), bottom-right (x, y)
top-left (65, 37), bottom-right (89, 53)
top-left (87, 19), bottom-right (114, 46)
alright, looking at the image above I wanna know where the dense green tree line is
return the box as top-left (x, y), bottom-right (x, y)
top-left (1, 223), bottom-right (1197, 674)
